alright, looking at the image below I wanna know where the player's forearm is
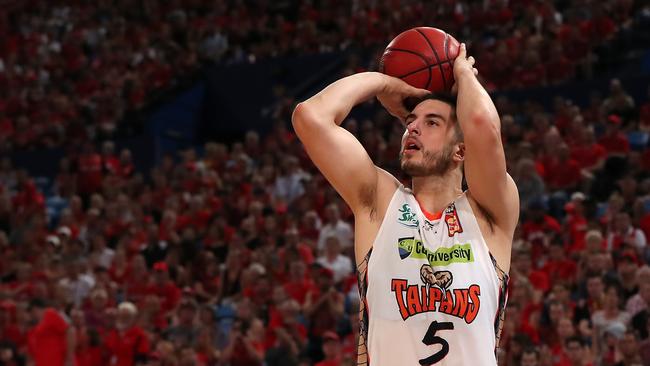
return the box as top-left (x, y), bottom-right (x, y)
top-left (295, 72), bottom-right (386, 126)
top-left (455, 69), bottom-right (500, 135)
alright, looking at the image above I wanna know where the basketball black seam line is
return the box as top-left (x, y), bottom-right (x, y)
top-left (414, 28), bottom-right (447, 91)
top-left (396, 61), bottom-right (454, 79)
top-left (444, 33), bottom-right (450, 90)
top-left (385, 47), bottom-right (431, 88)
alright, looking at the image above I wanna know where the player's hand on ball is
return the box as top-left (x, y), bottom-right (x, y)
top-left (377, 75), bottom-right (430, 121)
top-left (451, 43), bottom-right (479, 94)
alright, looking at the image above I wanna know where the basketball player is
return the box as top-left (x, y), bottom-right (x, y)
top-left (292, 43), bottom-right (518, 365)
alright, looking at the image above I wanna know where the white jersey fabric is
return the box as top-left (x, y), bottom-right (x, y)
top-left (357, 185), bottom-right (508, 366)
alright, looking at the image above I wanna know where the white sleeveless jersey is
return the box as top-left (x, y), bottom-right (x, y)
top-left (357, 185), bottom-right (508, 366)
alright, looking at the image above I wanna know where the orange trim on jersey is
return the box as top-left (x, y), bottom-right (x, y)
top-left (415, 198), bottom-right (443, 221)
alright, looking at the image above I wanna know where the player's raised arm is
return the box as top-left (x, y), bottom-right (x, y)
top-left (292, 72), bottom-right (428, 212)
top-left (453, 44), bottom-right (519, 234)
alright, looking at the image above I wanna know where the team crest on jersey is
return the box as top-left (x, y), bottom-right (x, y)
top-left (391, 264), bottom-right (481, 324)
top-left (397, 203), bottom-right (419, 227)
top-left (444, 204), bottom-right (463, 237)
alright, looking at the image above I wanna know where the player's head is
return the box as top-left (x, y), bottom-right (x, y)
top-left (399, 94), bottom-right (464, 177)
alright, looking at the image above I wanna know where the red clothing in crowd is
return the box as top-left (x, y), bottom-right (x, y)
top-left (567, 213), bottom-right (588, 252)
top-left (27, 309), bottom-right (72, 366)
top-left (77, 153), bottom-right (103, 194)
top-left (148, 281), bottom-right (181, 313)
top-left (104, 326), bottom-right (149, 366)
top-left (570, 143), bottom-right (607, 170)
top-left (599, 132), bottom-right (630, 154)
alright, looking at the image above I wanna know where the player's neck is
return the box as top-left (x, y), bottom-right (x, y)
top-left (411, 170), bottom-right (463, 214)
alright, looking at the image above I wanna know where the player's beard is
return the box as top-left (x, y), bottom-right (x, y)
top-left (400, 144), bottom-right (455, 177)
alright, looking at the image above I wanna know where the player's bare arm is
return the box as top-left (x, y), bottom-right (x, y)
top-left (453, 44), bottom-right (520, 271)
top-left (292, 73), bottom-right (428, 260)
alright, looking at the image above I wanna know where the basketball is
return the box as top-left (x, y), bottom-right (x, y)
top-left (380, 27), bottom-right (460, 93)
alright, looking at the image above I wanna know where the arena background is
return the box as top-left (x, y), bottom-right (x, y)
top-left (0, 0), bottom-right (649, 365)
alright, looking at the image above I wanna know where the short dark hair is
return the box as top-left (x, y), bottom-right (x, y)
top-left (28, 298), bottom-right (47, 310)
top-left (404, 93), bottom-right (462, 142)
top-left (565, 335), bottom-right (584, 347)
top-left (404, 93), bottom-right (457, 112)
top-left (522, 346), bottom-right (539, 358)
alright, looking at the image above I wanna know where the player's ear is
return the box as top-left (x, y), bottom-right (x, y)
top-left (454, 142), bottom-right (465, 162)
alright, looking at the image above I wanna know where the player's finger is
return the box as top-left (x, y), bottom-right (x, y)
top-left (473, 67), bottom-right (478, 76)
top-left (457, 43), bottom-right (466, 59)
top-left (467, 56), bottom-right (475, 66)
top-left (409, 86), bottom-right (431, 98)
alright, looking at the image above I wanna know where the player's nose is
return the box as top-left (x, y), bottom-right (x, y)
top-left (406, 119), bottom-right (421, 135)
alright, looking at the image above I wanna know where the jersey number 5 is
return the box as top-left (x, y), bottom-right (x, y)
top-left (419, 321), bottom-right (454, 365)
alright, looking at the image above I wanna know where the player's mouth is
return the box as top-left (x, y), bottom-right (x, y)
top-left (403, 138), bottom-right (421, 154)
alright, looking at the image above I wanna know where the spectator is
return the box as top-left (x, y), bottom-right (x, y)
top-left (26, 298), bottom-right (75, 366)
top-left (221, 317), bottom-right (265, 366)
top-left (317, 204), bottom-right (353, 251)
top-left (520, 347), bottom-right (540, 366)
top-left (598, 115), bottom-right (630, 156)
top-left (164, 299), bottom-right (199, 349)
top-left (314, 331), bottom-right (343, 366)
top-left (104, 302), bottom-right (149, 365)
top-left (317, 236), bottom-right (353, 284)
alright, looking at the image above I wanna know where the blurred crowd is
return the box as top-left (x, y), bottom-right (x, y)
top-left (0, 0), bottom-right (650, 366)
top-left (1, 0), bottom-right (649, 151)
top-left (0, 76), bottom-right (649, 365)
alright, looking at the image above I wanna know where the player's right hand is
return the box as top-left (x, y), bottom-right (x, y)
top-left (376, 75), bottom-right (430, 121)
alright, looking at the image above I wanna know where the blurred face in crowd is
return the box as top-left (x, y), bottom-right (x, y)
top-left (614, 213), bottom-right (632, 233)
top-left (289, 260), bottom-right (306, 280)
top-left (325, 236), bottom-right (341, 258)
top-left (549, 302), bottom-right (565, 324)
top-left (520, 350), bottom-right (539, 366)
top-left (556, 317), bottom-right (575, 339)
top-left (322, 337), bottom-right (341, 359)
top-left (513, 251), bottom-right (532, 275)
top-left (603, 286), bottom-right (620, 311)
top-left (325, 204), bottom-right (340, 223)
top-left (586, 276), bottom-right (604, 300)
top-left (116, 305), bottom-right (137, 330)
top-left (565, 340), bottom-right (583, 363)
top-left (400, 99), bottom-right (463, 177)
top-left (618, 332), bottom-right (639, 359)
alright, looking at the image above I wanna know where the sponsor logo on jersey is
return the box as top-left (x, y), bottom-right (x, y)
top-left (423, 220), bottom-right (438, 231)
top-left (397, 238), bottom-right (474, 265)
top-left (391, 264), bottom-right (481, 324)
top-left (444, 204), bottom-right (463, 236)
top-left (397, 203), bottom-right (419, 227)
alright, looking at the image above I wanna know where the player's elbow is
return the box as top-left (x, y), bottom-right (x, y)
top-left (292, 102), bottom-right (311, 130)
top-left (464, 113), bottom-right (501, 144)
top-left (292, 102), bottom-right (324, 137)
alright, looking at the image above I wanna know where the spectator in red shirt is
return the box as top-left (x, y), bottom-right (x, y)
top-left (222, 317), bottom-right (265, 366)
top-left (570, 128), bottom-right (607, 172)
top-left (565, 192), bottom-right (589, 253)
top-left (314, 331), bottom-right (343, 366)
top-left (148, 262), bottom-right (181, 314)
top-left (598, 115), bottom-right (630, 155)
top-left (103, 302), bottom-right (149, 366)
top-left (101, 141), bottom-right (120, 176)
top-left (26, 298), bottom-right (76, 366)
top-left (542, 143), bottom-right (582, 191)
top-left (76, 144), bottom-right (103, 196)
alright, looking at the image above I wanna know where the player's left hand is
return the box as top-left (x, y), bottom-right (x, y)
top-left (451, 43), bottom-right (478, 94)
